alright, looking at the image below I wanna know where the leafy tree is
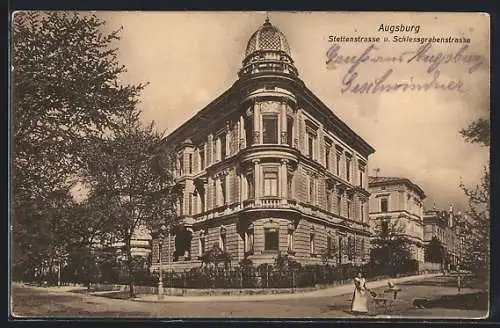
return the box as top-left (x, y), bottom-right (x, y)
top-left (83, 112), bottom-right (176, 297)
top-left (459, 118), bottom-right (490, 276)
top-left (12, 12), bottom-right (146, 279)
top-left (459, 118), bottom-right (490, 147)
top-left (425, 236), bottom-right (444, 264)
top-left (11, 188), bottom-right (75, 281)
top-left (370, 218), bottom-right (412, 276)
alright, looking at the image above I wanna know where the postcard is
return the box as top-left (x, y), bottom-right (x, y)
top-left (10, 11), bottom-right (490, 319)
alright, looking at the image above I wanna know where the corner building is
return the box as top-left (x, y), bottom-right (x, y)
top-left (152, 19), bottom-right (375, 271)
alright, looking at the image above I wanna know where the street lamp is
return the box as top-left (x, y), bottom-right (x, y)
top-left (158, 224), bottom-right (167, 300)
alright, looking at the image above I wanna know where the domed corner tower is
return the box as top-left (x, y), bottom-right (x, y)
top-left (237, 17), bottom-right (299, 148)
top-left (238, 17), bottom-right (299, 79)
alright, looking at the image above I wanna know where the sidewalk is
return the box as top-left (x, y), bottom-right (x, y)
top-left (133, 273), bottom-right (441, 303)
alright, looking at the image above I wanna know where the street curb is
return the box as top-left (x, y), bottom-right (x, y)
top-left (130, 273), bottom-right (441, 303)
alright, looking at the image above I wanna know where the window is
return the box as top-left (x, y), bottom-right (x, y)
top-left (310, 232), bottom-right (315, 254)
top-left (381, 198), bottom-right (388, 212)
top-left (263, 115), bottom-right (278, 144)
top-left (346, 155), bottom-right (352, 182)
top-left (325, 139), bottom-right (332, 170)
top-left (336, 151), bottom-right (341, 176)
top-left (338, 236), bottom-right (343, 264)
top-left (327, 236), bottom-right (333, 251)
top-left (221, 179), bottom-right (226, 205)
top-left (287, 228), bottom-right (293, 252)
top-left (212, 180), bottom-right (217, 208)
top-left (188, 193), bottom-right (193, 215)
top-left (220, 133), bottom-right (227, 160)
top-left (179, 197), bottom-right (184, 216)
top-left (213, 139), bottom-right (217, 163)
top-left (263, 170), bottom-right (278, 197)
top-left (178, 154), bottom-right (184, 176)
top-left (361, 200), bottom-right (365, 222)
top-left (337, 194), bottom-right (342, 215)
top-left (200, 192), bottom-right (205, 213)
top-left (347, 236), bottom-right (354, 261)
top-left (264, 227), bottom-right (279, 251)
top-left (360, 238), bottom-right (365, 260)
top-left (287, 116), bottom-right (294, 146)
top-left (307, 132), bottom-right (316, 159)
top-left (326, 189), bottom-right (332, 212)
top-left (245, 115), bottom-right (253, 146)
top-left (307, 176), bottom-right (315, 204)
top-left (199, 146), bottom-right (205, 170)
top-left (359, 164), bottom-right (365, 187)
top-left (287, 174), bottom-right (293, 199)
top-left (347, 196), bottom-right (352, 219)
top-left (246, 173), bottom-right (254, 199)
top-left (188, 154), bottom-right (193, 174)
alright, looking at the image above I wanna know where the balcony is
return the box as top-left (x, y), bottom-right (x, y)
top-left (239, 144), bottom-right (299, 165)
top-left (261, 197), bottom-right (281, 207)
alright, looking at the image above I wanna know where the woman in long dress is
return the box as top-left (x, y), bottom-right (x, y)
top-left (351, 272), bottom-right (369, 314)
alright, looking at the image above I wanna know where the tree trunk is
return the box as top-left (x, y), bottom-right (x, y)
top-left (126, 240), bottom-right (135, 298)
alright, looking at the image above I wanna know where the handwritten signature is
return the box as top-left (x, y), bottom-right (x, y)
top-left (326, 43), bottom-right (486, 94)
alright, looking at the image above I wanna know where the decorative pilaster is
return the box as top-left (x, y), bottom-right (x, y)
top-left (239, 115), bottom-right (245, 149)
top-left (280, 159), bottom-right (288, 205)
top-left (239, 172), bottom-right (245, 206)
top-left (253, 103), bottom-right (260, 145)
top-left (253, 159), bottom-right (261, 205)
top-left (280, 102), bottom-right (287, 144)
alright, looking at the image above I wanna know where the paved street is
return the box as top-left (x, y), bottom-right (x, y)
top-left (11, 275), bottom-right (488, 319)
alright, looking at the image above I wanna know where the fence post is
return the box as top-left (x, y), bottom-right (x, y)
top-left (266, 266), bottom-right (269, 288)
top-left (240, 269), bottom-right (243, 288)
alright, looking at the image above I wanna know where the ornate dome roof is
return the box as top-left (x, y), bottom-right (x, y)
top-left (244, 18), bottom-right (291, 58)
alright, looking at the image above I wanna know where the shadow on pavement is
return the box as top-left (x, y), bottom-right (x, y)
top-left (413, 292), bottom-right (487, 311)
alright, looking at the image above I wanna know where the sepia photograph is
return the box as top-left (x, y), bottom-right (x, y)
top-left (10, 11), bottom-right (490, 319)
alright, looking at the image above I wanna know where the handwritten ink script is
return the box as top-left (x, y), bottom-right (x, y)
top-left (325, 43), bottom-right (486, 94)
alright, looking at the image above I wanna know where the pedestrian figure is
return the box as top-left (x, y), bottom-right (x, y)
top-left (457, 265), bottom-right (461, 293)
top-left (351, 272), bottom-right (372, 314)
top-left (385, 281), bottom-right (402, 300)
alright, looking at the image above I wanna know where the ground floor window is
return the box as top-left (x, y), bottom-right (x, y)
top-left (310, 232), bottom-right (315, 254)
top-left (264, 227), bottom-right (279, 251)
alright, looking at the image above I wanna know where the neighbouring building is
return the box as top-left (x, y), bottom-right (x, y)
top-left (151, 18), bottom-right (375, 272)
top-left (423, 206), bottom-right (469, 269)
top-left (368, 176), bottom-right (426, 263)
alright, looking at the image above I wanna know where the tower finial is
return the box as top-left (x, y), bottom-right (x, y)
top-left (265, 12), bottom-right (270, 24)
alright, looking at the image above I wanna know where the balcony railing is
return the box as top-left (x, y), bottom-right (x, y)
top-left (261, 197), bottom-right (281, 207)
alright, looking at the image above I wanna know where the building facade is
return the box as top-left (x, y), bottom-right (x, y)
top-left (368, 176), bottom-right (426, 263)
top-left (151, 19), bottom-right (375, 271)
top-left (423, 206), bottom-right (469, 268)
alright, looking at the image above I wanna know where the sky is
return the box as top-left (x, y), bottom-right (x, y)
top-left (94, 11), bottom-right (490, 212)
